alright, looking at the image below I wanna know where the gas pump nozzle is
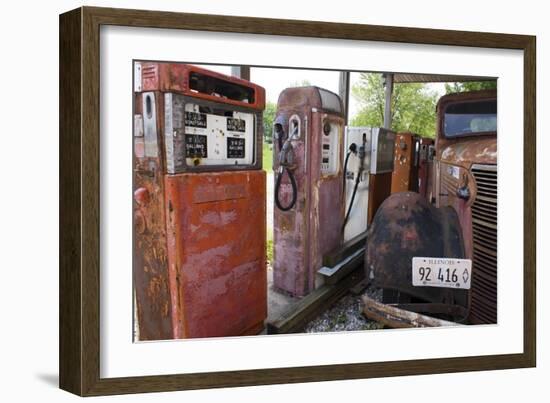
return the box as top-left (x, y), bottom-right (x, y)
top-left (278, 139), bottom-right (296, 171)
top-left (358, 143), bottom-right (366, 167)
top-left (274, 122), bottom-right (298, 211)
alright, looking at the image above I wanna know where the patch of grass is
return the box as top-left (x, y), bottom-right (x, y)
top-left (262, 142), bottom-right (273, 173)
top-left (266, 238), bottom-right (274, 264)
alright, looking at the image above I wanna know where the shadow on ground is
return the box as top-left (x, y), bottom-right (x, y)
top-left (35, 373), bottom-right (58, 388)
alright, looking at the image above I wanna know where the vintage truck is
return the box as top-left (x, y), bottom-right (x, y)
top-left (365, 90), bottom-right (497, 325)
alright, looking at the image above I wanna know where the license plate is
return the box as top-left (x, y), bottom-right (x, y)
top-left (412, 257), bottom-right (472, 289)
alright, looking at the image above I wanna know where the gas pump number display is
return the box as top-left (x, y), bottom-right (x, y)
top-left (183, 103), bottom-right (254, 166)
top-left (320, 121), bottom-right (340, 175)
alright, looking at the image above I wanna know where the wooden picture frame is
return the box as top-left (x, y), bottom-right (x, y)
top-left (59, 6), bottom-right (536, 396)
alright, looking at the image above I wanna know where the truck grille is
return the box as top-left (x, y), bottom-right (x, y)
top-left (469, 164), bottom-right (497, 324)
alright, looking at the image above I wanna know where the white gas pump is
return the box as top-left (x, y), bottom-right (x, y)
top-left (343, 127), bottom-right (396, 243)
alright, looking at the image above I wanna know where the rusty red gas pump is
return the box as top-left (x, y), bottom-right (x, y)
top-left (133, 62), bottom-right (267, 340)
top-left (391, 132), bottom-right (421, 194)
top-left (418, 137), bottom-right (435, 201)
top-left (272, 87), bottom-right (345, 297)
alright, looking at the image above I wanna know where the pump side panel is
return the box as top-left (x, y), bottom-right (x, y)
top-left (133, 92), bottom-right (175, 341)
top-left (310, 114), bottom-right (345, 275)
top-left (165, 170), bottom-right (267, 338)
top-left (133, 174), bottom-right (174, 341)
top-left (315, 178), bottom-right (345, 264)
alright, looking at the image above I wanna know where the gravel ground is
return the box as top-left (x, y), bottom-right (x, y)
top-left (303, 285), bottom-right (384, 333)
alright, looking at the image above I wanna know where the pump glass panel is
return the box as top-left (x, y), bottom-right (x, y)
top-left (164, 92), bottom-right (257, 171)
top-left (183, 103), bottom-right (254, 166)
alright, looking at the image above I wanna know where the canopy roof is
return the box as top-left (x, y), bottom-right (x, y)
top-left (392, 73), bottom-right (496, 84)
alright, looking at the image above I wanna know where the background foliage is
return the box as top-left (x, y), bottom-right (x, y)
top-left (263, 101), bottom-right (277, 144)
top-left (351, 73), bottom-right (438, 138)
top-left (444, 80), bottom-right (497, 94)
top-left (351, 74), bottom-right (497, 138)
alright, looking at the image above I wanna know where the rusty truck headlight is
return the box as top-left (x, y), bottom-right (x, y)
top-left (456, 185), bottom-right (470, 200)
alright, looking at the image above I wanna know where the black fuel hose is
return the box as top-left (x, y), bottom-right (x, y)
top-left (342, 143), bottom-right (358, 229)
top-left (275, 167), bottom-right (297, 211)
top-left (342, 150), bottom-right (352, 191)
top-left (343, 172), bottom-right (361, 228)
top-left (342, 143), bottom-right (357, 190)
top-left (273, 122), bottom-right (298, 211)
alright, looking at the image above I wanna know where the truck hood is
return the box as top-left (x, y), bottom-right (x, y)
top-left (440, 137), bottom-right (497, 166)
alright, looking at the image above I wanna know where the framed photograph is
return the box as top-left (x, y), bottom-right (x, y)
top-left (59, 6), bottom-right (536, 396)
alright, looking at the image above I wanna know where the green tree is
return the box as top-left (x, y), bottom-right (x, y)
top-left (262, 101), bottom-right (277, 144)
top-left (444, 81), bottom-right (497, 94)
top-left (289, 79), bottom-right (312, 87)
top-left (351, 73), bottom-right (438, 138)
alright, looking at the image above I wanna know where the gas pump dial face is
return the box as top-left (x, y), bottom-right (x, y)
top-left (164, 93), bottom-right (257, 171)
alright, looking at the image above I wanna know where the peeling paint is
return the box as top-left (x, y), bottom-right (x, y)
top-left (436, 90), bottom-right (497, 169)
top-left (439, 138), bottom-right (497, 166)
top-left (133, 109), bottom-right (175, 340)
top-left (200, 210), bottom-right (238, 226)
top-left (165, 171), bottom-right (267, 338)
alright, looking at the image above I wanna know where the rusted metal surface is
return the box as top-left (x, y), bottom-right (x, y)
top-left (363, 91), bottom-right (497, 325)
top-left (468, 165), bottom-right (497, 324)
top-left (435, 90), bottom-right (497, 324)
top-left (365, 192), bottom-right (468, 312)
top-left (139, 62), bottom-right (265, 111)
top-left (439, 137), bottom-right (497, 167)
top-left (362, 295), bottom-right (461, 328)
top-left (391, 132), bottom-right (420, 194)
top-left (134, 62), bottom-right (268, 339)
top-left (435, 90), bottom-right (497, 169)
top-left (436, 161), bottom-right (474, 259)
top-left (165, 171), bottom-right (267, 338)
top-left (367, 172), bottom-right (392, 225)
top-left (392, 73), bottom-right (495, 84)
top-left (133, 92), bottom-right (174, 341)
top-left (273, 87), bottom-right (345, 297)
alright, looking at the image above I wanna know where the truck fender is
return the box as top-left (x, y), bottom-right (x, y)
top-left (365, 192), bottom-right (467, 305)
